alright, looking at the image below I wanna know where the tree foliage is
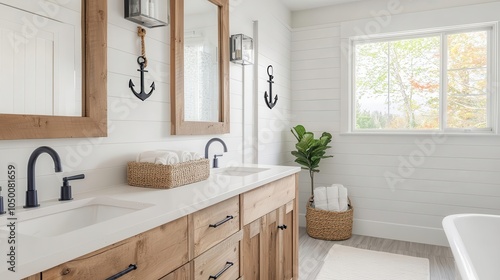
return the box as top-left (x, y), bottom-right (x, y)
top-left (354, 30), bottom-right (488, 130)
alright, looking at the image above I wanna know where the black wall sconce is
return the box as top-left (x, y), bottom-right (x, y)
top-left (124, 0), bottom-right (169, 28)
top-left (230, 34), bottom-right (254, 65)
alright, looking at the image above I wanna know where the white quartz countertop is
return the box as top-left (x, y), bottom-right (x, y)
top-left (0, 164), bottom-right (299, 279)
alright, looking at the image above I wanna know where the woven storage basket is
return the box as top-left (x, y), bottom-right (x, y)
top-left (306, 196), bottom-right (353, 240)
top-left (127, 158), bottom-right (210, 189)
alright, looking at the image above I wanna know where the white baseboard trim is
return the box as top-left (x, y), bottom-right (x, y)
top-left (298, 214), bottom-right (449, 246)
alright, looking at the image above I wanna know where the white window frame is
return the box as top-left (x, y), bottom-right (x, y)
top-left (347, 23), bottom-right (497, 135)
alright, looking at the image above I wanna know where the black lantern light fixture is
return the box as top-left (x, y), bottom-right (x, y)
top-left (230, 34), bottom-right (254, 65)
top-left (124, 0), bottom-right (169, 28)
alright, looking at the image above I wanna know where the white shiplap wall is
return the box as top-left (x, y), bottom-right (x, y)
top-left (0, 0), bottom-right (291, 207)
top-left (226, 0), bottom-right (293, 166)
top-left (291, 1), bottom-right (500, 246)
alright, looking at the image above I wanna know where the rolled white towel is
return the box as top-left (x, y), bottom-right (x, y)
top-left (137, 151), bottom-right (162, 163)
top-left (313, 186), bottom-right (328, 211)
top-left (176, 151), bottom-right (193, 162)
top-left (327, 185), bottom-right (340, 212)
top-left (337, 184), bottom-right (349, 212)
top-left (191, 152), bottom-right (202, 160)
top-left (137, 150), bottom-right (180, 165)
top-left (155, 151), bottom-right (180, 165)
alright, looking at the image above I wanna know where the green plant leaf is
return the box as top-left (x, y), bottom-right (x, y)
top-left (290, 125), bottom-right (333, 178)
top-left (291, 125), bottom-right (306, 141)
top-left (296, 133), bottom-right (314, 152)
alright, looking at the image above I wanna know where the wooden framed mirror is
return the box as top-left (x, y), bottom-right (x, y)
top-left (0, 0), bottom-right (107, 140)
top-left (170, 0), bottom-right (229, 135)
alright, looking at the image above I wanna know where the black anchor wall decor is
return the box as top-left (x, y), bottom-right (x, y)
top-left (264, 65), bottom-right (278, 109)
top-left (129, 56), bottom-right (155, 101)
top-left (129, 26), bottom-right (155, 101)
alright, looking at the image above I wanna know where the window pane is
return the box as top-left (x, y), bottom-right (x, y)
top-left (354, 36), bottom-right (440, 130)
top-left (447, 31), bottom-right (488, 129)
top-left (354, 42), bottom-right (389, 129)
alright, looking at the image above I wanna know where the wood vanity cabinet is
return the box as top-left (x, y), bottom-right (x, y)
top-left (159, 263), bottom-right (191, 280)
top-left (41, 217), bottom-right (188, 280)
top-left (23, 173), bottom-right (298, 280)
top-left (241, 175), bottom-right (298, 280)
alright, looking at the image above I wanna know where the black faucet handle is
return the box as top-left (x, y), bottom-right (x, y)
top-left (63, 174), bottom-right (85, 184)
top-left (213, 154), bottom-right (223, 168)
top-left (60, 174), bottom-right (85, 201)
top-left (0, 187), bottom-right (5, 215)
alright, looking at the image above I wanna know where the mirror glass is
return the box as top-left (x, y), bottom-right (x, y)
top-left (0, 0), bottom-right (82, 117)
top-left (183, 0), bottom-right (219, 122)
top-left (170, 0), bottom-right (229, 135)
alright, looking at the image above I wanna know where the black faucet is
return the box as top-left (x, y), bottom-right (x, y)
top-left (204, 138), bottom-right (228, 168)
top-left (24, 146), bottom-right (62, 208)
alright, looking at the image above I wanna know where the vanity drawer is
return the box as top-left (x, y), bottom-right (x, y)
top-left (42, 217), bottom-right (188, 280)
top-left (190, 196), bottom-right (239, 257)
top-left (193, 230), bottom-right (242, 280)
top-left (242, 175), bottom-right (295, 225)
top-left (159, 262), bottom-right (191, 280)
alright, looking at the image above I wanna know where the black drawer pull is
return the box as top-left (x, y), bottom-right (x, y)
top-left (278, 224), bottom-right (287, 230)
top-left (105, 264), bottom-right (137, 280)
top-left (209, 215), bottom-right (234, 228)
top-left (209, 261), bottom-right (234, 279)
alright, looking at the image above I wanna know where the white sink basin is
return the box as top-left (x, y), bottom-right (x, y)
top-left (212, 167), bottom-right (269, 176)
top-left (0, 197), bottom-right (152, 237)
top-left (443, 214), bottom-right (500, 280)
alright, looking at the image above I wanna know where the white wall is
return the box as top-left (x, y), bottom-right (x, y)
top-left (232, 0), bottom-right (293, 165)
top-left (0, 0), bottom-right (291, 208)
top-left (291, 0), bottom-right (500, 246)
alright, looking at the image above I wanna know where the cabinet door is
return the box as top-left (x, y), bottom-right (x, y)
top-left (242, 217), bottom-right (261, 279)
top-left (242, 201), bottom-right (297, 280)
top-left (242, 208), bottom-right (280, 280)
top-left (280, 200), bottom-right (297, 280)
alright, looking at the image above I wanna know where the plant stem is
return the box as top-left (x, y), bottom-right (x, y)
top-left (309, 170), bottom-right (314, 197)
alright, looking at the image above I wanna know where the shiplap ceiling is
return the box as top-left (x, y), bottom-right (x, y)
top-left (281, 0), bottom-right (362, 11)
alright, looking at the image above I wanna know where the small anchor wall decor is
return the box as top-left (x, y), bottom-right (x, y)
top-left (264, 65), bottom-right (278, 109)
top-left (129, 56), bottom-right (155, 101)
top-left (129, 26), bottom-right (155, 101)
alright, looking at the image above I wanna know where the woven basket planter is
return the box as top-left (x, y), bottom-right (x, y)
top-left (127, 159), bottom-right (210, 189)
top-left (306, 196), bottom-right (353, 241)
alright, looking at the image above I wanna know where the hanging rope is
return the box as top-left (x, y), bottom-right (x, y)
top-left (137, 26), bottom-right (148, 68)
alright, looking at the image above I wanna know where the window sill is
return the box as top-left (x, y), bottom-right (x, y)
top-left (340, 131), bottom-right (498, 137)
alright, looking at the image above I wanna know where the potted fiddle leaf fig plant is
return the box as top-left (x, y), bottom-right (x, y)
top-left (290, 125), bottom-right (333, 196)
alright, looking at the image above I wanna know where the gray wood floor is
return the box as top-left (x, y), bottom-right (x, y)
top-left (298, 227), bottom-right (458, 280)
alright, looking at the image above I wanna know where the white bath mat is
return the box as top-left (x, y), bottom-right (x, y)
top-left (316, 244), bottom-right (430, 280)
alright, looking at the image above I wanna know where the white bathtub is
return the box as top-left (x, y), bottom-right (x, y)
top-left (443, 214), bottom-right (500, 280)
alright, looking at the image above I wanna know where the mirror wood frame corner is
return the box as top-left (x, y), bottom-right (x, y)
top-left (170, 0), bottom-right (230, 135)
top-left (0, 0), bottom-right (107, 140)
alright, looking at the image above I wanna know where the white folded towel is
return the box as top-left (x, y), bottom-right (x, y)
top-left (337, 184), bottom-right (349, 211)
top-left (327, 185), bottom-right (340, 212)
top-left (313, 186), bottom-right (328, 211)
top-left (137, 150), bottom-right (180, 165)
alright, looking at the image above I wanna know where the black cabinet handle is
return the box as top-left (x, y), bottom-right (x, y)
top-left (208, 261), bottom-right (234, 279)
top-left (278, 224), bottom-right (287, 230)
top-left (105, 264), bottom-right (137, 280)
top-left (209, 215), bottom-right (234, 228)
